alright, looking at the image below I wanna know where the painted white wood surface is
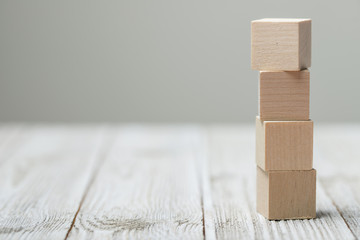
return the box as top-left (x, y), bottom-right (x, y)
top-left (0, 125), bottom-right (359, 240)
top-left (0, 126), bottom-right (107, 240)
top-left (315, 125), bottom-right (360, 238)
top-left (67, 127), bottom-right (205, 239)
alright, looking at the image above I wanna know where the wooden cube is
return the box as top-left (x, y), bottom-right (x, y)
top-left (259, 70), bottom-right (310, 120)
top-left (251, 18), bottom-right (311, 71)
top-left (256, 116), bottom-right (313, 170)
top-left (257, 167), bottom-right (316, 220)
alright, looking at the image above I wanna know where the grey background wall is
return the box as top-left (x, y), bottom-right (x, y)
top-left (1, 0), bottom-right (359, 122)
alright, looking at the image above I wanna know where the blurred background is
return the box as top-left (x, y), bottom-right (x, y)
top-left (1, 0), bottom-right (359, 123)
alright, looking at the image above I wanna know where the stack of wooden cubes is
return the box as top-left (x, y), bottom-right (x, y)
top-left (251, 18), bottom-right (316, 220)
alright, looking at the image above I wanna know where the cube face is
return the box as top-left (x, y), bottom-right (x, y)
top-left (256, 166), bottom-right (269, 216)
top-left (257, 167), bottom-right (316, 220)
top-left (256, 117), bottom-right (313, 170)
top-left (259, 70), bottom-right (310, 120)
top-left (251, 18), bottom-right (311, 71)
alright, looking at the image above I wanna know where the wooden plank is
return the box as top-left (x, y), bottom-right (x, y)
top-left (206, 126), bottom-right (355, 239)
top-left (67, 126), bottom-right (205, 239)
top-left (315, 125), bottom-right (360, 237)
top-left (0, 126), bottom-right (107, 240)
top-left (251, 18), bottom-right (311, 71)
top-left (259, 70), bottom-right (310, 121)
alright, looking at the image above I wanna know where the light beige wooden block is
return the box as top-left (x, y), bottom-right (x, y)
top-left (259, 70), bottom-right (310, 120)
top-left (251, 18), bottom-right (311, 71)
top-left (256, 116), bottom-right (313, 170)
top-left (257, 167), bottom-right (316, 220)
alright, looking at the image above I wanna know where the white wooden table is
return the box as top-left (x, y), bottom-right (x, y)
top-left (0, 124), bottom-right (359, 239)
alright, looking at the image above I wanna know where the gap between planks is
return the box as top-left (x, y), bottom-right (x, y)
top-left (197, 129), bottom-right (216, 240)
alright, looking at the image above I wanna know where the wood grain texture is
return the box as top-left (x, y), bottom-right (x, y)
top-left (315, 125), bottom-right (360, 237)
top-left (67, 127), bottom-right (205, 239)
top-left (0, 126), bottom-right (107, 240)
top-left (0, 125), bottom-right (359, 239)
top-left (259, 70), bottom-right (310, 121)
top-left (257, 167), bottom-right (316, 220)
top-left (251, 18), bottom-right (311, 71)
top-left (206, 126), bottom-right (356, 239)
top-left (256, 117), bottom-right (313, 171)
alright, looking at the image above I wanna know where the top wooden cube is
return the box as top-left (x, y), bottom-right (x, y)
top-left (251, 18), bottom-right (311, 71)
